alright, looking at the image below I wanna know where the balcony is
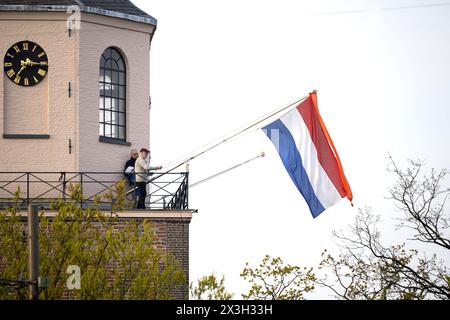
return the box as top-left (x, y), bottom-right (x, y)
top-left (0, 171), bottom-right (189, 211)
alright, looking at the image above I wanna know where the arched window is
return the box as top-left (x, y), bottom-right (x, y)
top-left (99, 47), bottom-right (126, 141)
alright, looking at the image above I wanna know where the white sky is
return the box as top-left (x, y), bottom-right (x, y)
top-left (134, 0), bottom-right (450, 298)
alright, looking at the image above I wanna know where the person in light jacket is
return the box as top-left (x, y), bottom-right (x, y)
top-left (135, 148), bottom-right (162, 209)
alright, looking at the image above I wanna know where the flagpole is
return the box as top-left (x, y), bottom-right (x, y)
top-left (190, 152), bottom-right (265, 188)
top-left (161, 93), bottom-right (311, 173)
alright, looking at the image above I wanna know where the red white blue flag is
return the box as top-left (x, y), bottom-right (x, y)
top-left (263, 92), bottom-right (352, 218)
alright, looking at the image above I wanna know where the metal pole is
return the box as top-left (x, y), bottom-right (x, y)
top-left (80, 173), bottom-right (83, 208)
top-left (62, 172), bottom-right (66, 201)
top-left (28, 204), bottom-right (39, 300)
top-left (190, 152), bottom-right (265, 188)
top-left (26, 173), bottom-right (30, 207)
top-left (185, 163), bottom-right (190, 209)
top-left (161, 95), bottom-right (309, 173)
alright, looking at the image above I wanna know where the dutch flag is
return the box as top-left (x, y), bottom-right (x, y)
top-left (263, 92), bottom-right (353, 218)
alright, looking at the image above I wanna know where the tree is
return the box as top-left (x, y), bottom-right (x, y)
top-left (0, 181), bottom-right (185, 300)
top-left (0, 205), bottom-right (28, 299)
top-left (190, 273), bottom-right (233, 300)
top-left (240, 255), bottom-right (315, 300)
top-left (318, 158), bottom-right (450, 299)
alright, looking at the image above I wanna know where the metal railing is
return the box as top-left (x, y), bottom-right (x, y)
top-left (0, 171), bottom-right (189, 210)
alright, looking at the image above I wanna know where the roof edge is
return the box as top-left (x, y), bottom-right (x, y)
top-left (0, 4), bottom-right (157, 26)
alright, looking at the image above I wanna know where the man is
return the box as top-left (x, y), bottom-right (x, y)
top-left (135, 148), bottom-right (163, 209)
top-left (124, 149), bottom-right (139, 207)
top-left (124, 149), bottom-right (139, 186)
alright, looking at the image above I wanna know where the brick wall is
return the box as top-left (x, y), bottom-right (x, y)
top-left (0, 210), bottom-right (192, 300)
top-left (137, 216), bottom-right (190, 299)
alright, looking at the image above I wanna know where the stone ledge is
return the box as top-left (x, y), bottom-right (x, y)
top-left (3, 134), bottom-right (50, 139)
top-left (99, 136), bottom-right (132, 146)
top-left (13, 209), bottom-right (195, 220)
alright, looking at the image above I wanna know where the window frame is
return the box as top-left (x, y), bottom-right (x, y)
top-left (99, 47), bottom-right (127, 142)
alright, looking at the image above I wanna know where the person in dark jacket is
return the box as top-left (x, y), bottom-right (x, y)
top-left (124, 149), bottom-right (139, 207)
top-left (124, 149), bottom-right (139, 186)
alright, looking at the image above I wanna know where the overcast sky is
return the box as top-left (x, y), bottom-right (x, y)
top-left (134, 0), bottom-right (450, 298)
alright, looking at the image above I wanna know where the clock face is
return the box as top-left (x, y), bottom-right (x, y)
top-left (3, 41), bottom-right (49, 87)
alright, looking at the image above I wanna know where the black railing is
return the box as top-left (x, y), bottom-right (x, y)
top-left (0, 171), bottom-right (189, 210)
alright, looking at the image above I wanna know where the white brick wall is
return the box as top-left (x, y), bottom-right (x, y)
top-left (0, 12), bottom-right (77, 172)
top-left (78, 13), bottom-right (153, 173)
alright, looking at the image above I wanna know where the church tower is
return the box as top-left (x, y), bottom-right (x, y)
top-left (0, 1), bottom-right (192, 299)
top-left (0, 0), bottom-right (156, 173)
